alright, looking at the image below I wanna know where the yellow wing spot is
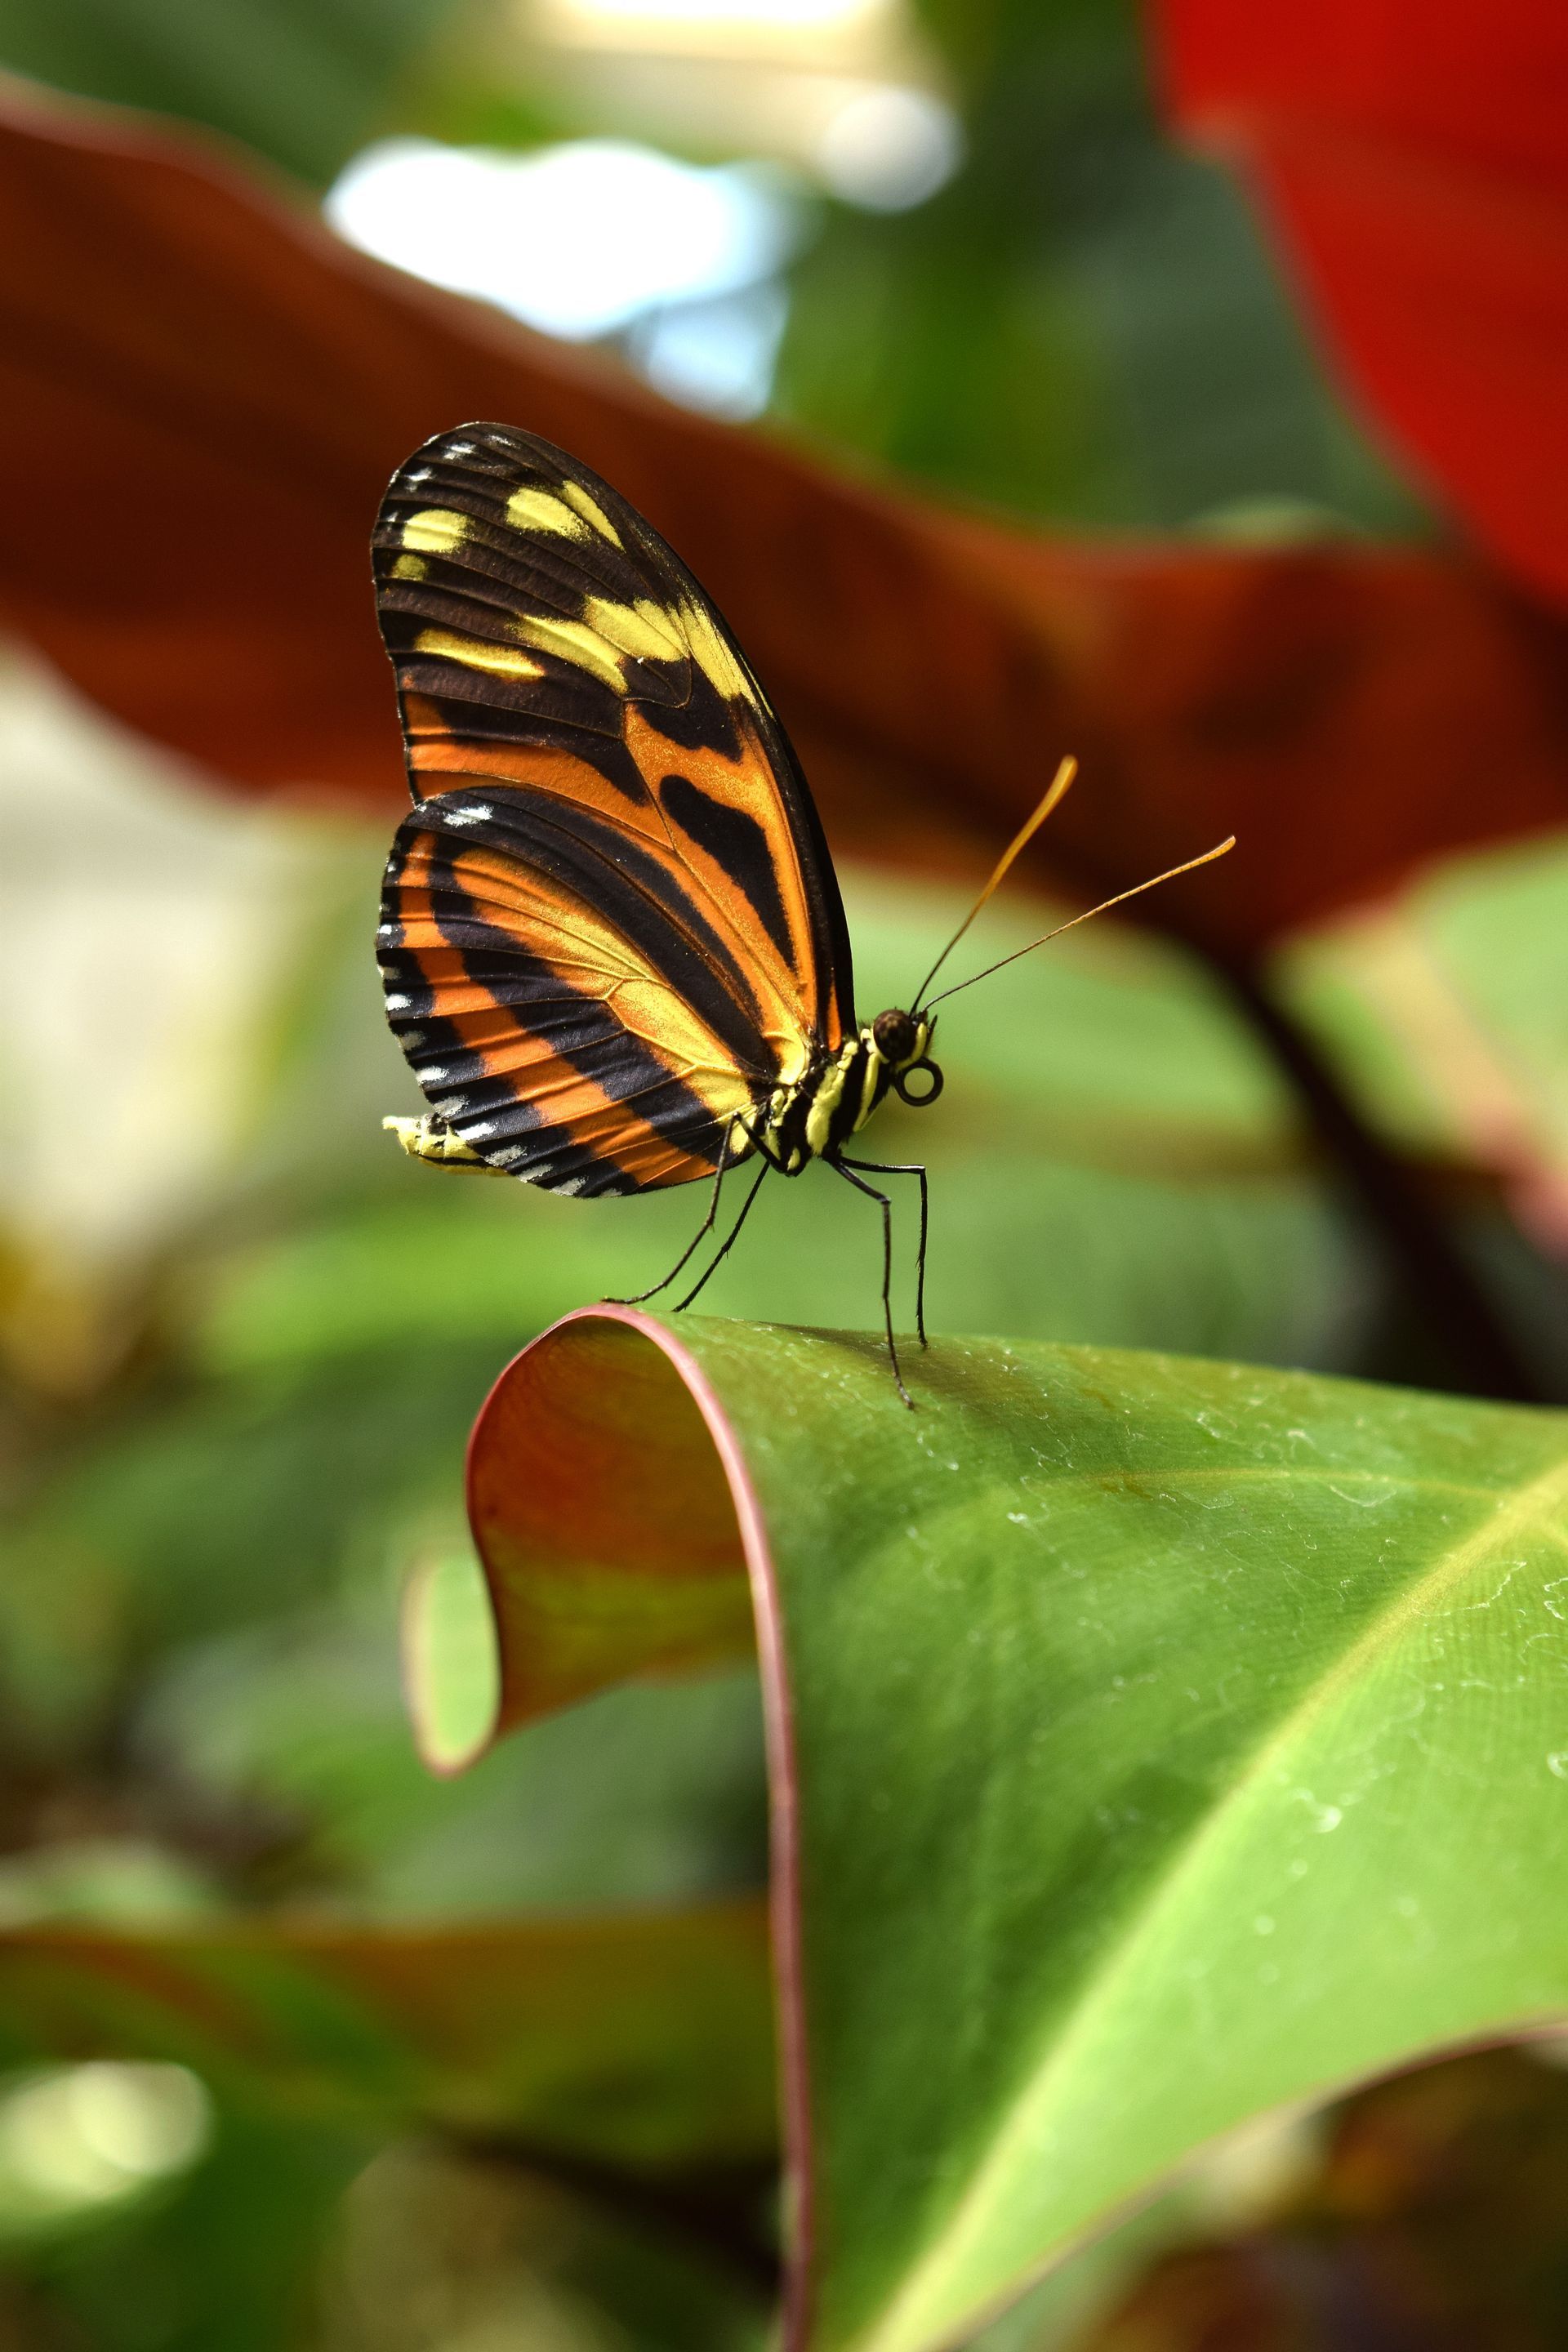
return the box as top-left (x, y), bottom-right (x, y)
top-left (561, 480), bottom-right (623, 545)
top-left (403, 508), bottom-right (470, 555)
top-left (679, 599), bottom-right (749, 701)
top-left (391, 554), bottom-right (428, 581)
top-left (584, 595), bottom-right (684, 663)
top-left (506, 486), bottom-right (590, 538)
top-left (415, 628), bottom-right (545, 683)
top-left (512, 612), bottom-right (628, 693)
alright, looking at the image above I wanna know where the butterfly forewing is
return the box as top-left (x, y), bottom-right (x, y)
top-left (373, 423), bottom-right (856, 1194)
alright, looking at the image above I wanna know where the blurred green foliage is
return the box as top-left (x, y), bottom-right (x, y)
top-left (0, 0), bottom-right (454, 184)
top-left (782, 0), bottom-right (1431, 531)
top-left (0, 2105), bottom-right (369, 2352)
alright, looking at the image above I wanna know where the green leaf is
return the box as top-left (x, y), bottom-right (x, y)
top-left (1276, 828), bottom-right (1568, 1228)
top-left (1270, 826), bottom-right (1568, 1394)
top-left (144, 1611), bottom-right (770, 1917)
top-left (461, 1310), bottom-right (1568, 2350)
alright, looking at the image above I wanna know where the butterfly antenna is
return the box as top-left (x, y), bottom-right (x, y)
top-left (911, 755), bottom-right (1078, 1013)
top-left (923, 835), bottom-right (1237, 1011)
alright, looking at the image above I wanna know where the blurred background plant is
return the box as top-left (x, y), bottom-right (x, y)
top-left (1, 0), bottom-right (1566, 2344)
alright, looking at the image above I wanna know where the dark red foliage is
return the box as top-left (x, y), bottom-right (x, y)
top-left (1156, 0), bottom-right (1568, 612)
top-left (2, 74), bottom-right (1568, 960)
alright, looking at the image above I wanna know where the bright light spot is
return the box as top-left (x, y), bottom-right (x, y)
top-left (0, 2065), bottom-right (211, 2212)
top-left (1189, 2108), bottom-right (1325, 2228)
top-left (815, 83), bottom-right (960, 210)
top-left (325, 137), bottom-right (795, 341)
top-left (630, 280), bottom-right (789, 418)
top-left (547, 0), bottom-right (886, 25)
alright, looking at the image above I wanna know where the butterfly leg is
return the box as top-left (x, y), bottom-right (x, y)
top-left (841, 1156), bottom-right (929, 1347)
top-left (834, 1159), bottom-right (912, 1408)
top-left (607, 1128), bottom-right (737, 1306)
top-left (673, 1160), bottom-right (769, 1312)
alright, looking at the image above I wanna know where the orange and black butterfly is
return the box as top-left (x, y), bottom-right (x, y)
top-left (374, 422), bottom-right (1231, 1401)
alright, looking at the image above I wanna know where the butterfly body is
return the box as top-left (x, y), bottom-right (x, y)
top-left (746, 1011), bottom-right (937, 1177)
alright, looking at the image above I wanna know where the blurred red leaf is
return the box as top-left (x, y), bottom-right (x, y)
top-left (1156, 0), bottom-right (1568, 612)
top-left (4, 74), bottom-right (1568, 960)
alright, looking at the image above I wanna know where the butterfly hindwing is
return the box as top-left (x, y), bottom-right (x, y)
top-left (380, 794), bottom-right (761, 1193)
top-left (373, 422), bottom-right (855, 1194)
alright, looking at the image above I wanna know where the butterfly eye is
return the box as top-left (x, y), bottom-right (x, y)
top-left (894, 1058), bottom-right (943, 1107)
top-left (872, 1008), bottom-right (918, 1062)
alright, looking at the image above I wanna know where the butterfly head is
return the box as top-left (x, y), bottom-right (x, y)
top-left (870, 1008), bottom-right (943, 1107)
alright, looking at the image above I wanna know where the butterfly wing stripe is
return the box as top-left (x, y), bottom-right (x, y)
top-left (630, 685), bottom-right (745, 764)
top-left (399, 706), bottom-right (652, 812)
top-left (402, 791), bottom-right (782, 1081)
top-left (658, 769), bottom-right (794, 965)
top-left (381, 579), bottom-right (691, 713)
top-left (392, 659), bottom-right (622, 747)
top-left (379, 972), bottom-right (727, 1199)
top-left (379, 518), bottom-right (689, 657)
top-left (395, 832), bottom-right (755, 1119)
top-left (375, 481), bottom-right (685, 659)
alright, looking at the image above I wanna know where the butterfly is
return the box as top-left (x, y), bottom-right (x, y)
top-left (373, 422), bottom-right (1232, 1403)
